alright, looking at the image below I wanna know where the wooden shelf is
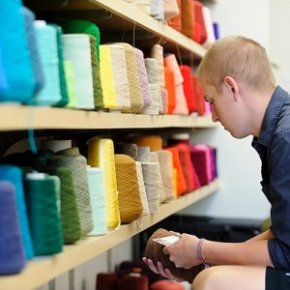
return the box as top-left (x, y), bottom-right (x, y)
top-left (24, 0), bottom-right (206, 59)
top-left (0, 105), bottom-right (215, 131)
top-left (0, 179), bottom-right (219, 290)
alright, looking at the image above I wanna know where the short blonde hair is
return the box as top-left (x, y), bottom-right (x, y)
top-left (197, 36), bottom-right (275, 92)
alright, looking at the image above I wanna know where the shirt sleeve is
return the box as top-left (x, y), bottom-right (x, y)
top-left (268, 130), bottom-right (290, 270)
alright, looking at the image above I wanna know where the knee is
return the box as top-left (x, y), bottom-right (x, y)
top-left (192, 267), bottom-right (224, 290)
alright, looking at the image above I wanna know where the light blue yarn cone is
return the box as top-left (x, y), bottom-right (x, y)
top-left (34, 21), bottom-right (62, 106)
top-left (0, 0), bottom-right (35, 103)
top-left (0, 165), bottom-right (34, 260)
top-left (87, 166), bottom-right (107, 236)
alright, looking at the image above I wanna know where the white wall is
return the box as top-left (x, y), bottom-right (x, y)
top-left (269, 0), bottom-right (290, 92)
top-left (182, 0), bottom-right (272, 220)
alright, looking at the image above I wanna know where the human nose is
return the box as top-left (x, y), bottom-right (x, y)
top-left (211, 106), bottom-right (219, 122)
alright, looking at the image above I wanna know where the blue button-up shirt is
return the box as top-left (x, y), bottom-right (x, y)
top-left (252, 86), bottom-right (290, 270)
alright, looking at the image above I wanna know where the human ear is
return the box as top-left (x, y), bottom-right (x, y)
top-left (223, 76), bottom-right (239, 101)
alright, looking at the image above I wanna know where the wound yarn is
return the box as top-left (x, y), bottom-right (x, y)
top-left (86, 166), bottom-right (107, 236)
top-left (0, 181), bottom-right (26, 274)
top-left (144, 228), bottom-right (203, 283)
top-left (24, 172), bottom-right (63, 255)
top-left (0, 165), bottom-right (34, 259)
top-left (88, 138), bottom-right (120, 230)
top-left (62, 34), bottom-right (95, 109)
top-left (115, 154), bottom-right (143, 224)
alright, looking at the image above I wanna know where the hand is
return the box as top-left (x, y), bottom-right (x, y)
top-left (164, 233), bottom-right (200, 269)
top-left (142, 257), bottom-right (182, 281)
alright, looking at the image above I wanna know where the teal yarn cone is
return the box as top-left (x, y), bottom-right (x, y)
top-left (45, 167), bottom-right (82, 244)
top-left (22, 6), bottom-right (45, 96)
top-left (0, 181), bottom-right (26, 274)
top-left (60, 19), bottom-right (103, 109)
top-left (0, 165), bottom-right (34, 259)
top-left (0, 0), bottom-right (35, 103)
top-left (25, 172), bottom-right (63, 255)
top-left (50, 24), bottom-right (69, 107)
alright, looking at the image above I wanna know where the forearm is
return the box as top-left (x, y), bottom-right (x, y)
top-left (246, 229), bottom-right (274, 242)
top-left (202, 239), bottom-right (274, 267)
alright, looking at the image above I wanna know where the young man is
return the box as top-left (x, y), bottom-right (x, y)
top-left (143, 36), bottom-right (290, 290)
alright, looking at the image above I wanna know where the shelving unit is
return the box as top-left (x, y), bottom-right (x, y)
top-left (0, 0), bottom-right (219, 289)
top-left (0, 180), bottom-right (218, 290)
top-left (0, 105), bottom-right (215, 131)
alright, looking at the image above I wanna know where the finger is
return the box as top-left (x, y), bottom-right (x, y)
top-left (145, 259), bottom-right (159, 274)
top-left (162, 246), bottom-right (169, 255)
top-left (169, 231), bottom-right (181, 237)
top-left (164, 268), bottom-right (177, 280)
top-left (156, 261), bottom-right (168, 277)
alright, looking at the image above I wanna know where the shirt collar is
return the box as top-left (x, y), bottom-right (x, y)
top-left (252, 86), bottom-right (288, 148)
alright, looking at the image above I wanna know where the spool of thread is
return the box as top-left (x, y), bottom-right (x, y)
top-left (115, 154), bottom-right (143, 223)
top-left (62, 34), bottom-right (95, 109)
top-left (0, 0), bottom-right (35, 103)
top-left (132, 135), bottom-right (163, 151)
top-left (180, 65), bottom-right (196, 114)
top-left (150, 152), bottom-right (166, 203)
top-left (96, 272), bottom-right (118, 290)
top-left (190, 145), bottom-right (212, 186)
top-left (194, 1), bottom-right (207, 44)
top-left (135, 48), bottom-right (151, 110)
top-left (192, 75), bottom-right (206, 116)
top-left (150, 280), bottom-right (184, 290)
top-left (60, 19), bottom-right (103, 109)
top-left (165, 147), bottom-right (187, 196)
top-left (100, 44), bottom-right (117, 110)
top-left (156, 150), bottom-right (175, 201)
top-left (88, 138), bottom-right (120, 230)
top-left (45, 167), bottom-right (82, 244)
top-left (137, 146), bottom-right (151, 162)
top-left (150, 0), bottom-right (164, 20)
top-left (141, 162), bottom-right (160, 213)
top-left (34, 21), bottom-right (62, 106)
top-left (135, 161), bottom-right (149, 216)
top-left (140, 83), bottom-right (160, 115)
top-left (86, 166), bottom-right (107, 236)
top-left (50, 24), bottom-right (69, 107)
top-left (25, 172), bottom-right (63, 255)
top-left (164, 67), bottom-right (176, 114)
top-left (0, 165), bottom-right (34, 259)
top-left (202, 6), bottom-right (215, 49)
top-left (110, 44), bottom-right (131, 111)
top-left (47, 148), bottom-right (93, 236)
top-left (167, 0), bottom-right (182, 32)
top-left (115, 143), bottom-right (138, 160)
top-left (163, 0), bottom-right (180, 20)
top-left (117, 268), bottom-right (149, 290)
top-left (150, 44), bottom-right (165, 87)
top-left (63, 60), bottom-right (77, 108)
top-left (180, 0), bottom-right (194, 38)
top-left (22, 7), bottom-right (45, 97)
top-left (0, 181), bottom-right (26, 274)
top-left (144, 58), bottom-right (159, 85)
top-left (144, 228), bottom-right (203, 283)
top-left (116, 43), bottom-right (144, 113)
top-left (41, 139), bottom-right (72, 153)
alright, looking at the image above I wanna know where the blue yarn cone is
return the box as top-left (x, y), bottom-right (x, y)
top-left (0, 165), bottom-right (34, 259)
top-left (0, 181), bottom-right (26, 274)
